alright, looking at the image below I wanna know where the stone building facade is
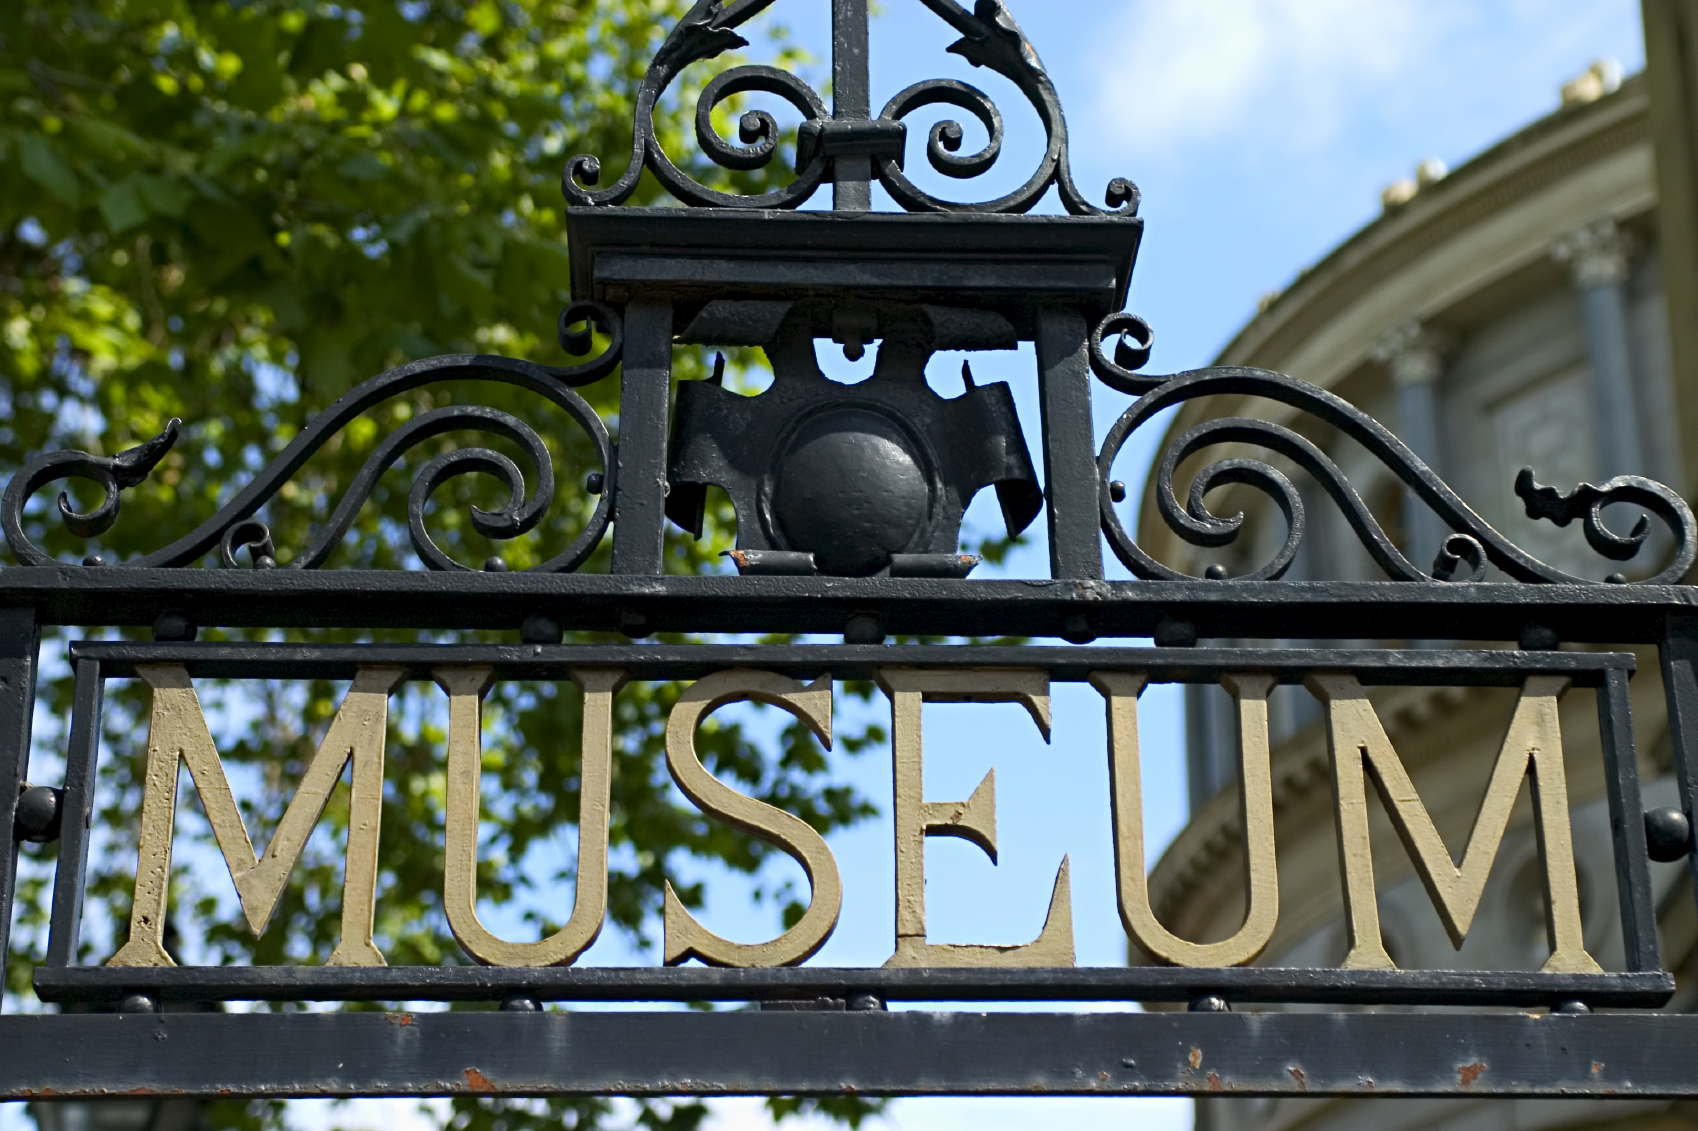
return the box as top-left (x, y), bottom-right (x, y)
top-left (1136, 69), bottom-right (1698, 1131)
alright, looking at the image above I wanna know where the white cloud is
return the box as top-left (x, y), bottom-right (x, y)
top-left (1091, 0), bottom-right (1446, 156)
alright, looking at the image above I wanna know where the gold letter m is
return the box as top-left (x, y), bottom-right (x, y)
top-left (1307, 673), bottom-right (1600, 974)
top-left (109, 663), bottom-right (402, 968)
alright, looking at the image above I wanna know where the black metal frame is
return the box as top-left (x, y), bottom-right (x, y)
top-left (7, 0), bottom-right (1698, 1104)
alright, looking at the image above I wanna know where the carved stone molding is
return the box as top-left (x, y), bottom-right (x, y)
top-left (1553, 216), bottom-right (1634, 288)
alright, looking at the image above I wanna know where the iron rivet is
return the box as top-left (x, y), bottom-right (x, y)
top-left (82, 553), bottom-right (105, 567)
top-left (256, 554), bottom-right (276, 570)
top-left (520, 615), bottom-right (563, 645)
top-left (152, 611), bottom-right (196, 642)
top-left (1553, 1000), bottom-right (1590, 1015)
top-left (1188, 995), bottom-right (1230, 1013)
top-left (14, 785), bottom-right (62, 843)
top-left (1121, 1057), bottom-right (1137, 1069)
top-left (1203, 564), bottom-right (1229, 580)
top-left (1645, 807), bottom-right (1693, 862)
top-left (1061, 613), bottom-right (1095, 644)
top-left (499, 996), bottom-right (543, 1012)
top-left (1154, 617), bottom-right (1198, 648)
top-left (847, 993), bottom-right (886, 1012)
top-left (585, 472), bottom-right (604, 495)
top-left (1109, 480), bottom-right (1127, 503)
top-left (118, 993), bottom-right (159, 1014)
top-left (1519, 623), bottom-right (1559, 651)
top-left (483, 557), bottom-right (509, 573)
top-left (1606, 572), bottom-right (1628, 584)
top-left (844, 613), bottom-right (885, 645)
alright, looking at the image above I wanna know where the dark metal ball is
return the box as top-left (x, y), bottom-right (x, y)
top-left (1153, 617), bottom-right (1198, 648)
top-left (1645, 807), bottom-right (1693, 862)
top-left (153, 611), bottom-right (196, 642)
top-left (14, 785), bottom-right (62, 842)
top-left (499, 996), bottom-right (543, 1012)
top-left (1188, 994), bottom-right (1230, 1013)
top-left (769, 409), bottom-right (930, 576)
top-left (520, 615), bottom-right (563, 645)
top-left (117, 993), bottom-right (159, 1014)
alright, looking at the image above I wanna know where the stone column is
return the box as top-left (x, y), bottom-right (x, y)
top-left (1554, 218), bottom-right (1644, 478)
top-left (1372, 320), bottom-right (1453, 572)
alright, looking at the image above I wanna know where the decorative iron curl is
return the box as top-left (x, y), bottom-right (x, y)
top-left (562, 1), bottom-right (832, 210)
top-left (1094, 353), bottom-right (1697, 585)
top-left (560, 0), bottom-right (1138, 216)
top-left (875, 0), bottom-right (1138, 216)
top-left (3, 355), bottom-right (615, 573)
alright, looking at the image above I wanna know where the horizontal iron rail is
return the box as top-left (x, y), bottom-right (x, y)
top-left (67, 642), bottom-right (1634, 685)
top-left (2, 1010), bottom-right (1696, 1098)
top-left (4, 573), bottom-right (1697, 641)
top-left (31, 965), bottom-right (1674, 1009)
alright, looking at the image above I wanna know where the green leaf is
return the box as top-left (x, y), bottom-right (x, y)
top-left (98, 175), bottom-right (149, 233)
top-left (17, 134), bottom-right (79, 206)
top-left (137, 174), bottom-right (191, 217)
top-left (336, 151), bottom-right (389, 182)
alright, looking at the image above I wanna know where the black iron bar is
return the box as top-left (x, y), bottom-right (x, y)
top-left (609, 300), bottom-right (673, 576)
top-left (1659, 615), bottom-right (1698, 943)
top-left (30, 964), bottom-right (1672, 1009)
top-left (1597, 665), bottom-right (1660, 972)
top-left (1036, 307), bottom-right (1104, 583)
top-left (5, 574), bottom-right (1696, 642)
top-left (0, 606), bottom-right (39, 1011)
top-left (44, 657), bottom-right (102, 970)
top-left (832, 0), bottom-right (872, 211)
top-left (65, 643), bottom-right (1632, 687)
top-left (5, 1010), bottom-right (1698, 1098)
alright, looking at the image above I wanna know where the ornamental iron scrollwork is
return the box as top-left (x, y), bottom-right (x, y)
top-left (562, 0), bottom-right (1137, 216)
top-left (1091, 313), bottom-right (1698, 585)
top-left (2, 303), bottom-right (622, 573)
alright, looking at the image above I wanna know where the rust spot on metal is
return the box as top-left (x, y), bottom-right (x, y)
top-left (1098, 1072), bottom-right (1109, 1083)
top-left (1458, 1062), bottom-right (1485, 1087)
top-left (1188, 1046), bottom-right (1202, 1070)
top-left (1289, 1067), bottom-right (1306, 1090)
top-left (1592, 1062), bottom-right (1605, 1075)
top-left (463, 1069), bottom-right (495, 1093)
top-left (389, 1013), bottom-right (414, 1026)
top-left (1207, 1072), bottom-right (1221, 1092)
top-left (727, 550), bottom-right (750, 568)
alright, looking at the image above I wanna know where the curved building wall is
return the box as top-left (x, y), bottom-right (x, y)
top-left (1135, 76), bottom-right (1698, 1131)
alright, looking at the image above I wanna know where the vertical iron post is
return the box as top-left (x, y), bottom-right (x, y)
top-left (832, 0), bottom-right (872, 211)
top-left (610, 300), bottom-right (675, 576)
top-left (1660, 614), bottom-right (1698, 935)
top-left (45, 659), bottom-right (101, 969)
top-left (1035, 306), bottom-right (1104, 581)
top-left (0, 606), bottom-right (40, 1005)
top-left (1598, 665), bottom-right (1659, 971)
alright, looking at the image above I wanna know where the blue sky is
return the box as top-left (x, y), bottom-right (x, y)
top-left (0, 4), bottom-right (1653, 1131)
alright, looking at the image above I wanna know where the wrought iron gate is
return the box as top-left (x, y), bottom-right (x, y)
top-left (7, 0), bottom-right (1698, 1103)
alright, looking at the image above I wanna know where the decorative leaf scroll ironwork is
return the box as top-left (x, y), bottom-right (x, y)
top-left (1091, 315), bottom-right (1698, 585)
top-left (561, 0), bottom-right (1136, 216)
top-left (2, 302), bottom-right (622, 572)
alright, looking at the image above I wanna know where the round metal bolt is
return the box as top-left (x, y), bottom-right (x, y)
top-left (14, 785), bottom-right (63, 843)
top-left (1153, 616), bottom-right (1198, 648)
top-left (1519, 623), bottom-right (1559, 651)
top-left (1188, 995), bottom-right (1230, 1013)
top-left (585, 472), bottom-right (604, 496)
top-left (843, 613), bottom-right (885, 645)
top-left (1203, 564), bottom-right (1229, 581)
top-left (847, 993), bottom-right (886, 1012)
top-left (499, 996), bottom-right (543, 1012)
top-left (152, 611), bottom-right (196, 642)
top-left (1645, 807), bottom-right (1693, 862)
top-left (117, 993), bottom-right (159, 1014)
top-left (1606, 572), bottom-right (1628, 585)
top-left (82, 553), bottom-right (105, 568)
top-left (1108, 480), bottom-right (1127, 503)
top-left (520, 615), bottom-right (564, 645)
top-left (1552, 1000), bottom-right (1591, 1015)
top-left (483, 556), bottom-right (509, 573)
top-left (255, 554), bottom-right (277, 570)
top-left (1061, 613), bottom-right (1095, 644)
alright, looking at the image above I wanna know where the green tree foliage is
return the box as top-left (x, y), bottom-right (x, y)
top-left (0, 1), bottom-right (885, 1127)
